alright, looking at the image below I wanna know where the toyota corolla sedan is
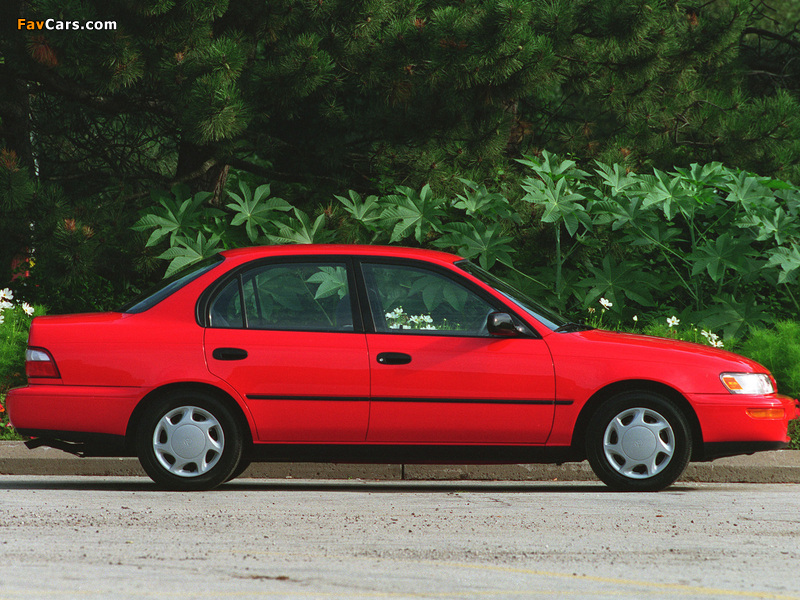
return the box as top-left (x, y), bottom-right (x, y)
top-left (6, 245), bottom-right (797, 491)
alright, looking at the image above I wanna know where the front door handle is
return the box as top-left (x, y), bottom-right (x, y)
top-left (212, 347), bottom-right (248, 361)
top-left (376, 352), bottom-right (412, 365)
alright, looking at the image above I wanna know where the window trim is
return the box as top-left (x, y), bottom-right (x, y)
top-left (198, 254), bottom-right (540, 339)
top-left (198, 255), bottom-right (364, 333)
top-left (456, 260), bottom-right (570, 332)
top-left (354, 257), bottom-right (537, 339)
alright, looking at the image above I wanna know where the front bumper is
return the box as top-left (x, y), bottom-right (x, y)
top-left (689, 392), bottom-right (798, 447)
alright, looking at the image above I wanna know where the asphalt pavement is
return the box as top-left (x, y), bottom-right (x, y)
top-left (4, 477), bottom-right (799, 599)
top-left (1, 441), bottom-right (799, 483)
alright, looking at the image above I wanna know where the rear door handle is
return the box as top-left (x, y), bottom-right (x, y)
top-left (212, 347), bottom-right (248, 361)
top-left (376, 352), bottom-right (412, 365)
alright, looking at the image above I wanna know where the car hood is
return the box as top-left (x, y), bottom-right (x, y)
top-left (565, 328), bottom-right (764, 370)
top-left (542, 328), bottom-right (769, 396)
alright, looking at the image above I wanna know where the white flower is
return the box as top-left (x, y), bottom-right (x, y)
top-left (701, 329), bottom-right (722, 346)
top-left (0, 313), bottom-right (4, 325)
top-left (0, 300), bottom-right (12, 312)
top-left (599, 298), bottom-right (613, 310)
top-left (632, 315), bottom-right (638, 322)
top-left (386, 307), bottom-right (407, 326)
top-left (705, 331), bottom-right (723, 347)
top-left (667, 316), bottom-right (680, 327)
top-left (0, 288), bottom-right (13, 302)
top-left (22, 302), bottom-right (34, 316)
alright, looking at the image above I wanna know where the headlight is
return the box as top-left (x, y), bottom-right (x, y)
top-left (720, 373), bottom-right (775, 395)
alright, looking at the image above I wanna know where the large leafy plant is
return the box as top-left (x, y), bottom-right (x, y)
top-left (517, 152), bottom-right (800, 337)
top-left (137, 178), bottom-right (520, 276)
top-left (136, 153), bottom-right (800, 337)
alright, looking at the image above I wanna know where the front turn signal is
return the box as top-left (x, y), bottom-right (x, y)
top-left (745, 408), bottom-right (785, 420)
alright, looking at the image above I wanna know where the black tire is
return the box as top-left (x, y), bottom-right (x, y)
top-left (586, 391), bottom-right (692, 492)
top-left (136, 390), bottom-right (244, 491)
top-left (226, 458), bottom-right (252, 482)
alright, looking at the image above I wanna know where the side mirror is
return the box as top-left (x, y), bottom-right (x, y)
top-left (487, 312), bottom-right (518, 337)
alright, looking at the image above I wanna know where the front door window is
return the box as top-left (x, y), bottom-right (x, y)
top-left (362, 263), bottom-right (495, 336)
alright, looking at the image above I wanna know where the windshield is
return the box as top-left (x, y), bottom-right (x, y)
top-left (457, 261), bottom-right (570, 331)
top-left (118, 255), bottom-right (224, 313)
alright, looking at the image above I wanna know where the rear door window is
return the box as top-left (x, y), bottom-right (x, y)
top-left (209, 261), bottom-right (354, 332)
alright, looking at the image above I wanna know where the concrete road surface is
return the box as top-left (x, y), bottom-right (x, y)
top-left (1, 476), bottom-right (798, 599)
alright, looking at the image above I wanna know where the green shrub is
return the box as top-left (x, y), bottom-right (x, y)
top-left (738, 322), bottom-right (800, 399)
top-left (737, 321), bottom-right (800, 450)
top-left (640, 321), bottom-right (731, 352)
top-left (1, 296), bottom-right (36, 391)
top-left (1, 290), bottom-right (42, 440)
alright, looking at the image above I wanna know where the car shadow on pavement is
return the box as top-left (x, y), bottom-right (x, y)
top-left (225, 480), bottom-right (703, 494)
top-left (0, 476), bottom-right (699, 493)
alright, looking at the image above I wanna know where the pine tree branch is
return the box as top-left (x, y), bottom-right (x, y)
top-left (116, 158), bottom-right (220, 204)
top-left (742, 27), bottom-right (800, 52)
top-left (20, 61), bottom-right (174, 118)
top-left (745, 69), bottom-right (788, 79)
top-left (225, 157), bottom-right (343, 185)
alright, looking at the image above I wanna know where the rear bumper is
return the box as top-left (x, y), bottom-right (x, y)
top-left (5, 384), bottom-right (142, 437)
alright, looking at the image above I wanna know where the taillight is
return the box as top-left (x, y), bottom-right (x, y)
top-left (25, 347), bottom-right (61, 379)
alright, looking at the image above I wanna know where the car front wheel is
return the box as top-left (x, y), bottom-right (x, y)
top-left (136, 390), bottom-right (243, 490)
top-left (586, 391), bottom-right (692, 492)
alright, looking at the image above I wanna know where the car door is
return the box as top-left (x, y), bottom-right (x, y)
top-left (204, 259), bottom-right (370, 442)
top-left (359, 261), bottom-right (556, 444)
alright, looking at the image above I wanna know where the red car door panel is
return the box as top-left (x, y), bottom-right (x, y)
top-left (206, 329), bottom-right (370, 442)
top-left (358, 260), bottom-right (557, 444)
top-left (366, 334), bottom-right (555, 443)
top-left (203, 259), bottom-right (370, 443)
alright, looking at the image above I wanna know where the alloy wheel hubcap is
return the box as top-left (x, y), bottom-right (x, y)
top-left (153, 406), bottom-right (224, 478)
top-left (603, 407), bottom-right (675, 479)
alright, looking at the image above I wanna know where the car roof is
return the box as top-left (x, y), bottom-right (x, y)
top-left (219, 244), bottom-right (463, 266)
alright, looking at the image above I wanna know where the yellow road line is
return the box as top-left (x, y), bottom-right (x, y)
top-left (437, 561), bottom-right (800, 600)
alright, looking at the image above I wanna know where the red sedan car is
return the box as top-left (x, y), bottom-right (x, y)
top-left (7, 245), bottom-right (797, 491)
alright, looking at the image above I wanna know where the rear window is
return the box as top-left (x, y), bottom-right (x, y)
top-left (119, 255), bottom-right (224, 313)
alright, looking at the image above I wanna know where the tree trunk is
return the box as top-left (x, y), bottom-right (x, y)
top-left (175, 140), bottom-right (229, 204)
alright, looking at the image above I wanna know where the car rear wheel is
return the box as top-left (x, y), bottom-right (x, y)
top-left (586, 391), bottom-right (692, 492)
top-left (136, 390), bottom-right (243, 490)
